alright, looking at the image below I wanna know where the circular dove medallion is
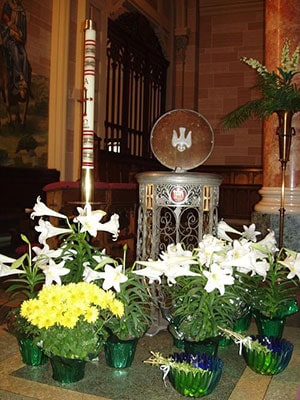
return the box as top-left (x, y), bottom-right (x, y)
top-left (170, 186), bottom-right (187, 204)
top-left (150, 109), bottom-right (214, 171)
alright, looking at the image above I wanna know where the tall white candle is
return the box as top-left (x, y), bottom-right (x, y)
top-left (81, 19), bottom-right (96, 205)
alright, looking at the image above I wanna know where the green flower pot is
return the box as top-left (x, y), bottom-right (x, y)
top-left (50, 355), bottom-right (86, 383)
top-left (218, 336), bottom-right (232, 347)
top-left (172, 336), bottom-right (185, 350)
top-left (169, 352), bottom-right (223, 397)
top-left (253, 309), bottom-right (285, 338)
top-left (242, 336), bottom-right (293, 375)
top-left (234, 310), bottom-right (252, 333)
top-left (18, 338), bottom-right (48, 366)
top-left (184, 337), bottom-right (220, 356)
top-left (220, 310), bottom-right (253, 347)
top-left (168, 320), bottom-right (185, 350)
top-left (104, 335), bottom-right (138, 368)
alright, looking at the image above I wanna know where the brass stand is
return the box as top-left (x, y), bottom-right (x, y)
top-left (276, 111), bottom-right (295, 248)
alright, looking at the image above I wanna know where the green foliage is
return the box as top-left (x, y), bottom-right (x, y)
top-left (165, 268), bottom-right (244, 341)
top-left (5, 234), bottom-right (44, 301)
top-left (54, 227), bottom-right (114, 284)
top-left (34, 317), bottom-right (106, 360)
top-left (105, 271), bottom-right (152, 339)
top-left (245, 250), bottom-right (299, 318)
top-left (222, 42), bottom-right (300, 129)
top-left (58, 231), bottom-right (95, 284)
top-left (6, 308), bottom-right (40, 339)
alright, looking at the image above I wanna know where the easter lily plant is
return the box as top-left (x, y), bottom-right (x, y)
top-left (101, 250), bottom-right (153, 340)
top-left (0, 196), bottom-right (120, 294)
top-left (134, 221), bottom-right (300, 341)
top-left (1, 196), bottom-right (152, 344)
top-left (1, 196), bottom-right (299, 351)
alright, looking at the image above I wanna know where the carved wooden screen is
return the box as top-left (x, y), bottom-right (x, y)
top-left (105, 13), bottom-right (169, 158)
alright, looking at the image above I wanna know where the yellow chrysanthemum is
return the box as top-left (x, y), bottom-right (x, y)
top-left (20, 282), bottom-right (125, 332)
top-left (40, 286), bottom-right (61, 302)
top-left (70, 304), bottom-right (85, 318)
top-left (84, 306), bottom-right (99, 323)
top-left (97, 289), bottom-right (116, 309)
top-left (58, 313), bottom-right (78, 328)
top-left (87, 286), bottom-right (104, 305)
top-left (44, 309), bottom-right (61, 325)
top-left (20, 298), bottom-right (39, 319)
top-left (35, 314), bottom-right (54, 329)
top-left (109, 298), bottom-right (125, 318)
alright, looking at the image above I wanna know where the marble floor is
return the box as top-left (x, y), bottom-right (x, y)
top-left (0, 316), bottom-right (299, 400)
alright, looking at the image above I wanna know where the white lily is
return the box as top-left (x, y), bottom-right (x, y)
top-left (134, 246), bottom-right (198, 285)
top-left (0, 254), bottom-right (25, 277)
top-left (35, 218), bottom-right (73, 244)
top-left (164, 243), bottom-right (193, 258)
top-left (217, 220), bottom-right (242, 241)
top-left (32, 243), bottom-right (64, 266)
top-left (98, 214), bottom-right (120, 241)
top-left (40, 259), bottom-right (70, 286)
top-left (0, 264), bottom-right (24, 277)
top-left (196, 234), bottom-right (227, 266)
top-left (98, 264), bottom-right (128, 292)
top-left (0, 254), bottom-right (16, 264)
top-left (159, 243), bottom-right (195, 267)
top-left (242, 223), bottom-right (261, 242)
top-left (251, 259), bottom-right (270, 279)
top-left (83, 265), bottom-right (105, 283)
top-left (74, 204), bottom-right (105, 237)
top-left (254, 230), bottom-right (278, 255)
top-left (221, 239), bottom-right (257, 272)
top-left (203, 263), bottom-right (234, 295)
top-left (133, 260), bottom-right (166, 284)
top-left (279, 253), bottom-right (300, 280)
top-left (74, 203), bottom-right (119, 238)
top-left (31, 196), bottom-right (68, 220)
top-left (163, 264), bottom-right (201, 286)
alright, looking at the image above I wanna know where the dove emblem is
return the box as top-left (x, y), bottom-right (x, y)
top-left (172, 127), bottom-right (192, 152)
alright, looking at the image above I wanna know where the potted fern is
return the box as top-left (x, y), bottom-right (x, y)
top-left (222, 40), bottom-right (300, 129)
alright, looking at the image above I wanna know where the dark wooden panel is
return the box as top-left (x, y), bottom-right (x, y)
top-left (0, 167), bottom-right (60, 247)
top-left (219, 184), bottom-right (262, 221)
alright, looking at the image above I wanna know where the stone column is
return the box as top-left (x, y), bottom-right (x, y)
top-left (253, 0), bottom-right (300, 249)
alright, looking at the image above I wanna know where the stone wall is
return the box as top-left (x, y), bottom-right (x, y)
top-left (200, 1), bottom-right (264, 166)
top-left (174, 0), bottom-right (264, 167)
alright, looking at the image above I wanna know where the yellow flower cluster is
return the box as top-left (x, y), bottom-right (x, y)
top-left (20, 282), bottom-right (124, 329)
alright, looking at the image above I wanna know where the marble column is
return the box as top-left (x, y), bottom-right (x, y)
top-left (253, 0), bottom-right (300, 249)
